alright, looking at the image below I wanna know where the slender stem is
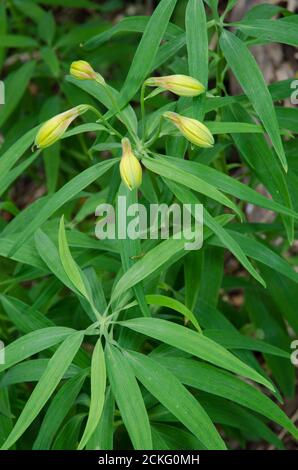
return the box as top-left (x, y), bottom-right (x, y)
top-left (104, 85), bottom-right (138, 144)
top-left (145, 115), bottom-right (164, 148)
top-left (140, 82), bottom-right (147, 144)
top-left (87, 105), bottom-right (123, 140)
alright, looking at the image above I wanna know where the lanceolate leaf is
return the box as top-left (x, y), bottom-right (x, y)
top-left (78, 338), bottom-right (106, 450)
top-left (120, 318), bottom-right (275, 391)
top-left (58, 216), bottom-right (90, 300)
top-left (234, 19), bottom-right (298, 47)
top-left (186, 0), bottom-right (208, 120)
top-left (119, 0), bottom-right (178, 106)
top-left (105, 344), bottom-right (152, 450)
top-left (9, 158), bottom-right (117, 255)
top-left (156, 154), bottom-right (298, 219)
top-left (1, 331), bottom-right (84, 450)
top-left (33, 371), bottom-right (88, 450)
top-left (223, 105), bottom-right (294, 244)
top-left (142, 156), bottom-right (242, 219)
top-left (0, 327), bottom-right (76, 374)
top-left (157, 357), bottom-right (298, 440)
top-left (220, 29), bottom-right (287, 171)
top-left (126, 351), bottom-right (226, 450)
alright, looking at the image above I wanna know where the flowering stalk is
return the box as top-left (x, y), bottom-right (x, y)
top-left (70, 60), bottom-right (138, 143)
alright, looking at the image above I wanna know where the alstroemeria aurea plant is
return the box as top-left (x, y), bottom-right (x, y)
top-left (35, 62), bottom-right (215, 188)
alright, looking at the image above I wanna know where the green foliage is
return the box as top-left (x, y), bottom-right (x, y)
top-left (0, 0), bottom-right (297, 451)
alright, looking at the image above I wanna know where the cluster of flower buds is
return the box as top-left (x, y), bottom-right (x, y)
top-left (34, 62), bottom-right (214, 191)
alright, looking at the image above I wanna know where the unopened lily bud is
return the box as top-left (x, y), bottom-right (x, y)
top-left (163, 111), bottom-right (214, 148)
top-left (70, 60), bottom-right (105, 85)
top-left (145, 75), bottom-right (205, 97)
top-left (120, 138), bottom-right (142, 190)
top-left (35, 105), bottom-right (89, 149)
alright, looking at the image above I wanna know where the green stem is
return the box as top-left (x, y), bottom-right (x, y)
top-left (140, 82), bottom-right (147, 144)
top-left (145, 115), bottom-right (164, 148)
top-left (86, 105), bottom-right (123, 140)
top-left (104, 85), bottom-right (138, 144)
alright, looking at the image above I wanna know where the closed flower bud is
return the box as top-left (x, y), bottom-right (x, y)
top-left (145, 75), bottom-right (205, 97)
top-left (163, 111), bottom-right (214, 148)
top-left (120, 138), bottom-right (142, 190)
top-left (35, 105), bottom-right (89, 149)
top-left (70, 60), bottom-right (105, 85)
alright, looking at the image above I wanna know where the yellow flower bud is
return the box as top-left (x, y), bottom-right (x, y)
top-left (120, 138), bottom-right (142, 190)
top-left (70, 60), bottom-right (105, 85)
top-left (145, 75), bottom-right (205, 97)
top-left (35, 105), bottom-right (89, 149)
top-left (163, 111), bottom-right (214, 148)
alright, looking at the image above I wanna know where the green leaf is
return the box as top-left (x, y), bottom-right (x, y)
top-left (220, 30), bottom-right (287, 171)
top-left (8, 158), bottom-right (117, 255)
top-left (223, 104), bottom-right (294, 244)
top-left (120, 317), bottom-right (275, 392)
top-left (86, 387), bottom-right (114, 450)
top-left (105, 344), bottom-right (152, 450)
top-left (157, 154), bottom-right (298, 219)
top-left (1, 331), bottom-right (84, 449)
top-left (0, 34), bottom-right (38, 48)
top-left (186, 0), bottom-right (208, 120)
top-left (186, 0), bottom-right (208, 88)
top-left (0, 359), bottom-right (80, 387)
top-left (38, 11), bottom-right (56, 45)
top-left (119, 0), bottom-right (178, 106)
top-left (78, 338), bottom-right (106, 450)
top-left (33, 371), bottom-right (88, 450)
top-left (35, 229), bottom-right (75, 291)
top-left (0, 61), bottom-right (35, 128)
top-left (117, 184), bottom-right (151, 317)
top-left (145, 294), bottom-right (201, 332)
top-left (210, 230), bottom-right (298, 284)
top-left (83, 16), bottom-right (182, 50)
top-left (126, 351), bottom-right (226, 450)
top-left (166, 180), bottom-right (266, 287)
top-left (58, 216), bottom-right (90, 299)
top-left (111, 237), bottom-right (194, 303)
top-left (204, 329), bottom-right (290, 358)
top-left (112, 214), bottom-right (233, 302)
top-left (40, 46), bottom-right (60, 77)
top-left (13, 0), bottom-right (45, 23)
top-left (157, 357), bottom-right (298, 440)
top-left (0, 151), bottom-right (40, 198)
top-left (142, 156), bottom-right (242, 220)
top-left (235, 19), bottom-right (298, 47)
top-left (0, 326), bottom-right (76, 373)
top-left (66, 76), bottom-right (138, 134)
